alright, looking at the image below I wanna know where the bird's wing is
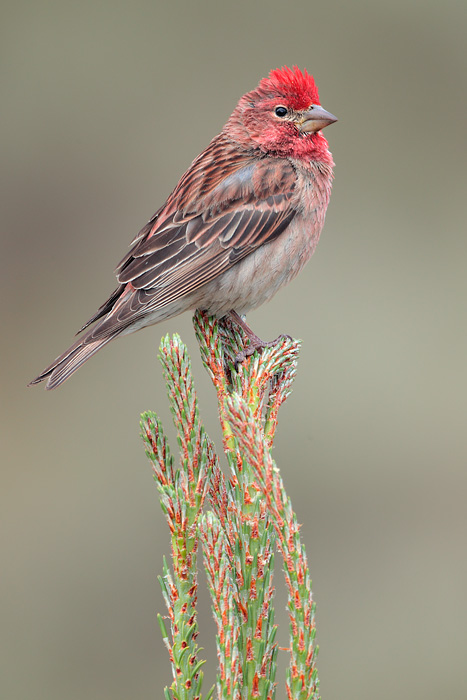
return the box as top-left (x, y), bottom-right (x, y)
top-left (83, 135), bottom-right (298, 338)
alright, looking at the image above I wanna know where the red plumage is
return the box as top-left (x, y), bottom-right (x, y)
top-left (260, 66), bottom-right (320, 110)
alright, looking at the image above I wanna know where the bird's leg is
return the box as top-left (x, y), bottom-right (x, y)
top-left (228, 310), bottom-right (292, 370)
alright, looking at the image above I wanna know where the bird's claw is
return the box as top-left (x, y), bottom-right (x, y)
top-left (234, 333), bottom-right (292, 371)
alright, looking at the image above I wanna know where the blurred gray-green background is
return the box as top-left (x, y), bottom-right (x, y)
top-left (2, 1), bottom-right (466, 698)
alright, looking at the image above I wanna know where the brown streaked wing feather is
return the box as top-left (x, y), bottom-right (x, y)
top-left (99, 135), bottom-right (298, 331)
top-left (121, 191), bottom-right (295, 293)
top-left (115, 213), bottom-right (161, 274)
top-left (88, 203), bottom-right (295, 342)
top-left (77, 283), bottom-right (126, 333)
top-left (115, 134), bottom-right (250, 277)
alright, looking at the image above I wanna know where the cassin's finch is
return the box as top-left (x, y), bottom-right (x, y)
top-left (30, 66), bottom-right (336, 389)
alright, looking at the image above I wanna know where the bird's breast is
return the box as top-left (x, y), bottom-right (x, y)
top-left (197, 213), bottom-right (322, 316)
top-left (195, 163), bottom-right (333, 317)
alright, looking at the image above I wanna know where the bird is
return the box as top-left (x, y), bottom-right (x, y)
top-left (29, 66), bottom-right (336, 390)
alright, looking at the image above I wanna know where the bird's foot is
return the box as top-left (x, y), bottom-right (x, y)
top-left (228, 310), bottom-right (291, 371)
top-left (234, 334), bottom-right (292, 371)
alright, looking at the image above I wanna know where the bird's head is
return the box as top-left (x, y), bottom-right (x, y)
top-left (226, 66), bottom-right (337, 161)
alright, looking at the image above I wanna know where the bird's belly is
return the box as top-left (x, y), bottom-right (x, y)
top-left (197, 216), bottom-right (322, 317)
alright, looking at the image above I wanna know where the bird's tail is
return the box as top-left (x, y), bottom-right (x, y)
top-left (28, 332), bottom-right (118, 390)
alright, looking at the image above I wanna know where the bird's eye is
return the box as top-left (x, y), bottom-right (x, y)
top-left (274, 106), bottom-right (288, 118)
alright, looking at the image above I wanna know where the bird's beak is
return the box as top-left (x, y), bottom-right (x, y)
top-left (298, 105), bottom-right (338, 133)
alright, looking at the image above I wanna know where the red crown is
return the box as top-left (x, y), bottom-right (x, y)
top-left (258, 65), bottom-right (320, 110)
